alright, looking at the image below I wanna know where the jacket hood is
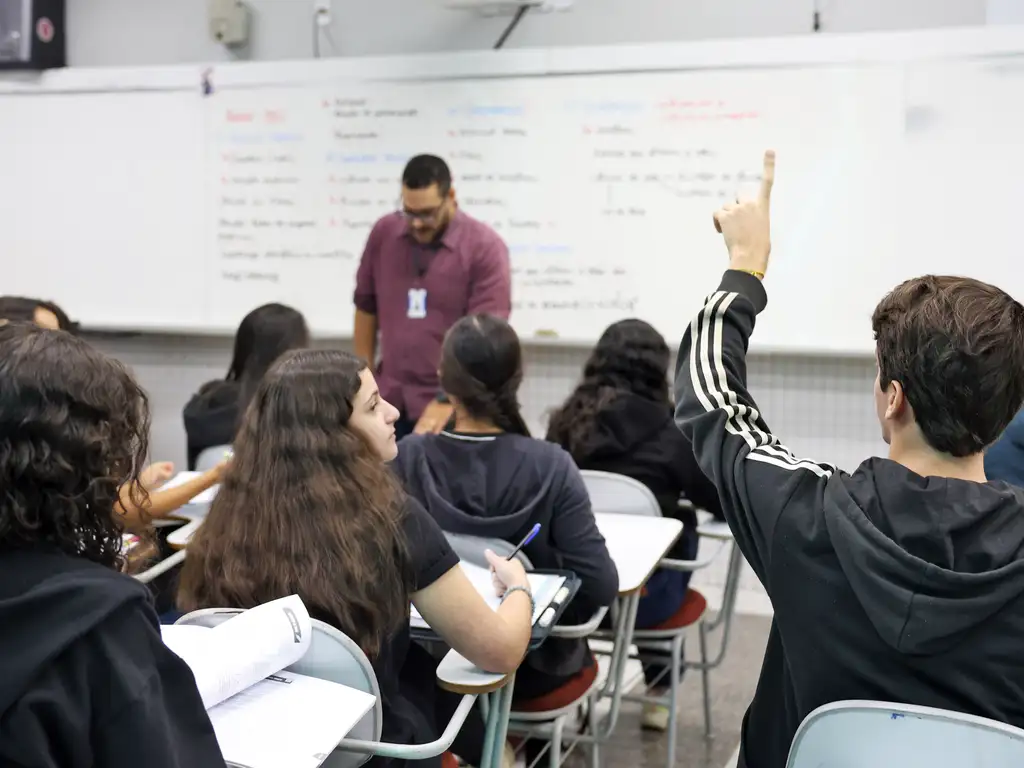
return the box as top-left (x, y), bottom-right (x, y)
top-left (0, 551), bottom-right (148, 716)
top-left (574, 392), bottom-right (673, 463)
top-left (395, 432), bottom-right (571, 541)
top-left (183, 380), bottom-right (240, 445)
top-left (826, 457), bottom-right (1024, 655)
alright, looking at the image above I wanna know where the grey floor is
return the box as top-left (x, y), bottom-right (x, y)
top-left (587, 613), bottom-right (772, 768)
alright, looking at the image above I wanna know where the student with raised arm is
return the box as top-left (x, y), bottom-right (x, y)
top-left (178, 349), bottom-right (531, 768)
top-left (675, 150), bottom-right (1024, 768)
top-left (0, 323), bottom-right (223, 767)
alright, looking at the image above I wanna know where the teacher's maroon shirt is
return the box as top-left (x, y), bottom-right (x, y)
top-left (354, 210), bottom-right (510, 420)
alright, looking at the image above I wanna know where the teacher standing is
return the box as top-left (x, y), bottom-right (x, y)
top-left (354, 154), bottom-right (511, 439)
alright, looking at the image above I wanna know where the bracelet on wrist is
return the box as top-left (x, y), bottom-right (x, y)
top-left (736, 268), bottom-right (765, 280)
top-left (501, 584), bottom-right (535, 618)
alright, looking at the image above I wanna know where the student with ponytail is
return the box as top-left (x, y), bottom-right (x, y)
top-left (393, 314), bottom-right (618, 708)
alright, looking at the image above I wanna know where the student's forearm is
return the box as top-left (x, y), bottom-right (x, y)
top-left (353, 309), bottom-right (377, 363)
top-left (496, 588), bottom-right (533, 649)
top-left (116, 468), bottom-right (221, 527)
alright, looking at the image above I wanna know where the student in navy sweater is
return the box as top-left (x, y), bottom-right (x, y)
top-left (547, 318), bottom-right (725, 731)
top-left (394, 314), bottom-right (619, 708)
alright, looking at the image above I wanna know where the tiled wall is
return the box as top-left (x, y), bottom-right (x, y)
top-left (92, 333), bottom-right (885, 616)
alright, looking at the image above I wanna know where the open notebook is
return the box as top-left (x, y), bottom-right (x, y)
top-left (161, 596), bottom-right (376, 768)
top-left (410, 561), bottom-right (567, 630)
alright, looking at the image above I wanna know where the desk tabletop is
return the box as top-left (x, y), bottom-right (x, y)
top-left (595, 513), bottom-right (683, 595)
top-left (168, 518), bottom-right (204, 550)
top-left (436, 650), bottom-right (510, 695)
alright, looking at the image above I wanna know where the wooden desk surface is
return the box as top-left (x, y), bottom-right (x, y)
top-left (436, 650), bottom-right (510, 695)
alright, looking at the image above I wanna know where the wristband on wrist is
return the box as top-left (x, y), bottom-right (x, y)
top-left (501, 584), bottom-right (535, 618)
top-left (435, 391), bottom-right (450, 404)
top-left (736, 269), bottom-right (765, 280)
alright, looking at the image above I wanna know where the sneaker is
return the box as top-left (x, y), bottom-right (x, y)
top-left (641, 702), bottom-right (671, 732)
top-left (501, 740), bottom-right (517, 768)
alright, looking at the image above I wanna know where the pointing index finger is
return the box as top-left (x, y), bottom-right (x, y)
top-left (760, 149), bottom-right (776, 206)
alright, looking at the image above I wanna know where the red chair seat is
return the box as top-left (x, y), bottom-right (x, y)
top-left (645, 588), bottom-right (707, 632)
top-left (512, 654), bottom-right (599, 713)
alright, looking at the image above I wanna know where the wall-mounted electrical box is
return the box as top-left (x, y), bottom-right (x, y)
top-left (209, 0), bottom-right (252, 47)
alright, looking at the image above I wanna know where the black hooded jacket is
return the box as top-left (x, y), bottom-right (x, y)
top-left (393, 431), bottom-right (618, 699)
top-left (549, 390), bottom-right (724, 561)
top-left (0, 549), bottom-right (224, 767)
top-left (182, 379), bottom-right (240, 469)
top-left (676, 270), bottom-right (1024, 768)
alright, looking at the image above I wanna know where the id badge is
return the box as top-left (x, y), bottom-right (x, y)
top-left (407, 288), bottom-right (427, 319)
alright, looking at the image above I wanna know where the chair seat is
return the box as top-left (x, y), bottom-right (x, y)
top-left (511, 656), bottom-right (599, 715)
top-left (635, 588), bottom-right (708, 636)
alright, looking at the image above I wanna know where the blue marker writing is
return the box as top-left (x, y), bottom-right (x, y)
top-left (507, 523), bottom-right (541, 561)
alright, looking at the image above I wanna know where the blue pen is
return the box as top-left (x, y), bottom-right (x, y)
top-left (507, 523), bottom-right (541, 561)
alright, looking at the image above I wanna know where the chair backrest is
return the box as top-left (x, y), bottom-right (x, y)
top-left (786, 700), bottom-right (1024, 768)
top-left (444, 532), bottom-right (534, 570)
top-left (579, 470), bottom-right (662, 518)
top-left (176, 608), bottom-right (381, 768)
top-left (195, 444), bottom-right (232, 472)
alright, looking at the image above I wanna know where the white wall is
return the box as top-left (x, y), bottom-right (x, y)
top-left (67, 0), bottom-right (987, 66)
top-left (988, 0), bottom-right (1024, 24)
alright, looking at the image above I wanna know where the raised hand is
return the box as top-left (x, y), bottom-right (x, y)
top-left (713, 150), bottom-right (775, 277)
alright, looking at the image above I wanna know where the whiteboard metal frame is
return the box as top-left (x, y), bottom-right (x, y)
top-left (2, 25), bottom-right (1023, 96)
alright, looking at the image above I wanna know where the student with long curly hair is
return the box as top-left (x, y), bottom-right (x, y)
top-left (178, 349), bottom-right (532, 768)
top-left (0, 322), bottom-right (223, 766)
top-left (393, 315), bottom-right (619, 712)
top-left (547, 318), bottom-right (725, 731)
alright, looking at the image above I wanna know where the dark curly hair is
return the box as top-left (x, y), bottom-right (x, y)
top-left (440, 314), bottom-right (530, 436)
top-left (872, 275), bottom-right (1024, 457)
top-left (0, 322), bottom-right (150, 569)
top-left (547, 319), bottom-right (670, 461)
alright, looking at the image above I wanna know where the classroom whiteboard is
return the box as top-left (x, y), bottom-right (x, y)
top-left (2, 28), bottom-right (1023, 353)
top-left (202, 66), bottom-right (901, 348)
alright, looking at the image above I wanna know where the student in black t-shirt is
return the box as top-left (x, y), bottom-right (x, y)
top-left (393, 314), bottom-right (619, 711)
top-left (0, 322), bottom-right (223, 767)
top-left (547, 318), bottom-right (725, 732)
top-left (183, 302), bottom-right (309, 469)
top-left (178, 348), bottom-right (533, 768)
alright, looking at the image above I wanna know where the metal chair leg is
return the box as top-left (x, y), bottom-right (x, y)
top-left (699, 623), bottom-right (713, 738)
top-left (667, 634), bottom-right (684, 768)
top-left (588, 693), bottom-right (601, 768)
top-left (549, 715), bottom-right (565, 768)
